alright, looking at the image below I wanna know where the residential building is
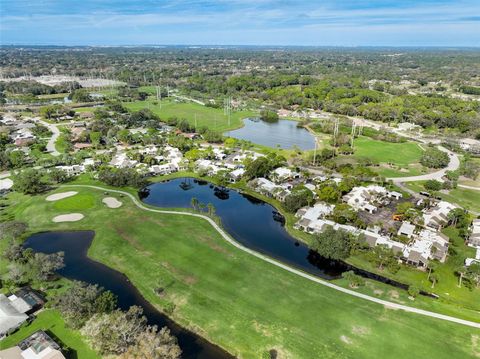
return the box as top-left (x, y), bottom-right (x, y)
top-left (398, 222), bottom-right (416, 238)
top-left (270, 167), bottom-right (300, 183)
top-left (229, 168), bottom-right (245, 182)
top-left (468, 219), bottom-right (480, 247)
top-left (342, 185), bottom-right (402, 214)
top-left (0, 330), bottom-right (66, 359)
top-left (422, 201), bottom-right (457, 229)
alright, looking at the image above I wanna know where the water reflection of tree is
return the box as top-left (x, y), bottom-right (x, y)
top-left (179, 178), bottom-right (193, 190)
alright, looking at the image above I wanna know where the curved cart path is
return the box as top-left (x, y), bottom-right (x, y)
top-left (62, 184), bottom-right (480, 329)
top-left (388, 146), bottom-right (460, 183)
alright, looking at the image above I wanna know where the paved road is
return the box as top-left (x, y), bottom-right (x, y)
top-left (63, 184), bottom-right (480, 329)
top-left (388, 146), bottom-right (460, 183)
top-left (458, 184), bottom-right (480, 192)
top-left (36, 119), bottom-right (61, 156)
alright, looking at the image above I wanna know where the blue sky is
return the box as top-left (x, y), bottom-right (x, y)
top-left (1, 0), bottom-right (479, 46)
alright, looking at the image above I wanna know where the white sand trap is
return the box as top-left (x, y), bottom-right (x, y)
top-left (46, 191), bottom-right (78, 201)
top-left (103, 197), bottom-right (122, 208)
top-left (52, 213), bottom-right (84, 222)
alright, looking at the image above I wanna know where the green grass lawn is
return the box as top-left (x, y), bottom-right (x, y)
top-left (441, 188), bottom-right (480, 213)
top-left (353, 137), bottom-right (424, 166)
top-left (0, 310), bottom-right (99, 359)
top-left (405, 182), bottom-right (480, 213)
top-left (53, 193), bottom-right (97, 211)
top-left (4, 186), bottom-right (480, 359)
top-left (375, 166), bottom-right (426, 178)
top-left (124, 98), bottom-right (257, 132)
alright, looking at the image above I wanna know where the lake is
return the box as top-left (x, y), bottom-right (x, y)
top-left (141, 178), bottom-right (347, 279)
top-left (225, 118), bottom-right (316, 150)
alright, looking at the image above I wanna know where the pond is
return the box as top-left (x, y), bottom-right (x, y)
top-left (225, 118), bottom-right (316, 150)
top-left (24, 231), bottom-right (233, 359)
top-left (141, 178), bottom-right (347, 279)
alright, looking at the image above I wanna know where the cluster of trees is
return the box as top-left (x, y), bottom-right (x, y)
top-left (420, 147), bottom-right (450, 168)
top-left (259, 109), bottom-right (279, 123)
top-left (244, 152), bottom-right (286, 180)
top-left (311, 226), bottom-right (357, 260)
top-left (98, 167), bottom-right (148, 188)
top-left (82, 306), bottom-right (181, 358)
top-left (283, 185), bottom-right (314, 213)
top-left (0, 80), bottom-right (80, 96)
top-left (39, 104), bottom-right (75, 120)
top-left (2, 237), bottom-right (65, 287)
top-left (54, 281), bottom-right (181, 358)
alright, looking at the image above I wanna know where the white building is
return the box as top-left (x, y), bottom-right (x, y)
top-left (270, 167), bottom-right (300, 183)
top-left (422, 201), bottom-right (457, 229)
top-left (468, 219), bottom-right (480, 248)
top-left (343, 185), bottom-right (402, 214)
top-left (229, 168), bottom-right (245, 182)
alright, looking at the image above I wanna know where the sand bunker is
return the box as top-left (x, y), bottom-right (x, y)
top-left (103, 197), bottom-right (122, 208)
top-left (46, 191), bottom-right (78, 201)
top-left (52, 213), bottom-right (84, 222)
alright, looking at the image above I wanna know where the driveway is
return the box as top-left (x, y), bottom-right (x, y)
top-left (36, 118), bottom-right (61, 156)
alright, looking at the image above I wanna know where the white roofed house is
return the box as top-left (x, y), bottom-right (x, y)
top-left (248, 177), bottom-right (278, 197)
top-left (195, 159), bottom-right (221, 176)
top-left (0, 330), bottom-right (66, 359)
top-left (402, 229), bottom-right (450, 267)
top-left (294, 202), bottom-right (334, 231)
top-left (0, 291), bottom-right (35, 339)
top-left (109, 153), bottom-right (138, 169)
top-left (270, 167), bottom-right (301, 184)
top-left (229, 168), bottom-right (245, 183)
top-left (422, 201), bottom-right (458, 230)
top-left (139, 145), bottom-right (158, 156)
top-left (467, 219), bottom-right (480, 248)
top-left (398, 222), bottom-right (416, 239)
top-left (342, 185), bottom-right (402, 214)
top-left (54, 165), bottom-right (85, 177)
top-left (149, 163), bottom-right (177, 176)
top-left (12, 128), bottom-right (36, 147)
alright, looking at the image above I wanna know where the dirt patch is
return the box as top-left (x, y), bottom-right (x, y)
top-left (352, 325), bottom-right (370, 336)
top-left (103, 197), bottom-right (122, 208)
top-left (252, 320), bottom-right (273, 337)
top-left (373, 289), bottom-right (384, 296)
top-left (472, 335), bottom-right (480, 358)
top-left (46, 191), bottom-right (77, 201)
top-left (340, 335), bottom-right (353, 345)
top-left (52, 213), bottom-right (84, 222)
top-left (388, 290), bottom-right (399, 300)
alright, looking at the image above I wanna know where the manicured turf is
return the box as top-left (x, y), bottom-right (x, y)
top-left (124, 99), bottom-right (257, 132)
top-left (53, 193), bottom-right (96, 211)
top-left (353, 137), bottom-right (424, 166)
top-left (5, 187), bottom-right (480, 358)
top-left (0, 310), bottom-right (99, 358)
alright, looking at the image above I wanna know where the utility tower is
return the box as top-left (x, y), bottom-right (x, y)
top-left (333, 118), bottom-right (339, 156)
top-left (224, 96), bottom-right (232, 127)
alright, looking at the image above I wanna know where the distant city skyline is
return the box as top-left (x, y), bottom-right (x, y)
top-left (1, 0), bottom-right (479, 46)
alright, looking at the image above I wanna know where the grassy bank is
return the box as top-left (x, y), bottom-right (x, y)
top-left (3, 185), bottom-right (480, 358)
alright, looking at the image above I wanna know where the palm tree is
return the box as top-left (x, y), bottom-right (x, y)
top-left (455, 266), bottom-right (466, 288)
top-left (207, 203), bottom-right (215, 217)
top-left (427, 261), bottom-right (438, 281)
top-left (190, 197), bottom-right (199, 211)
